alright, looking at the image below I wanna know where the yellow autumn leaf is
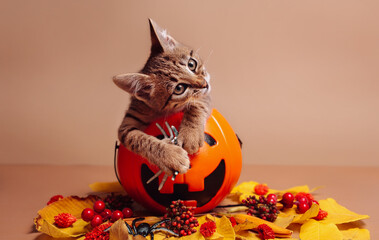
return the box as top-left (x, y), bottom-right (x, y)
top-left (319, 198), bottom-right (369, 225)
top-left (293, 203), bottom-right (319, 224)
top-left (215, 216), bottom-right (235, 240)
top-left (34, 195), bottom-right (97, 237)
top-left (89, 181), bottom-right (125, 193)
top-left (273, 213), bottom-right (295, 229)
top-left (232, 214), bottom-right (292, 238)
top-left (299, 219), bottom-right (342, 240)
top-left (39, 219), bottom-right (90, 238)
top-left (235, 230), bottom-right (258, 240)
top-left (196, 215), bottom-right (235, 240)
top-left (236, 230), bottom-right (298, 240)
top-left (181, 231), bottom-right (203, 240)
top-left (231, 181), bottom-right (259, 194)
top-left (341, 228), bottom-right (370, 240)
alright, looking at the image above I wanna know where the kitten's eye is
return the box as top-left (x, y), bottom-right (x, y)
top-left (187, 58), bottom-right (197, 72)
top-left (173, 84), bottom-right (188, 95)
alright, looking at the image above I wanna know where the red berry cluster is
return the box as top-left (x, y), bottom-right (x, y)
top-left (281, 192), bottom-right (317, 213)
top-left (242, 195), bottom-right (278, 222)
top-left (84, 222), bottom-right (112, 240)
top-left (162, 200), bottom-right (199, 236)
top-left (199, 221), bottom-right (217, 237)
top-left (257, 224), bottom-right (275, 240)
top-left (254, 184), bottom-right (269, 195)
top-left (103, 193), bottom-right (133, 211)
top-left (81, 200), bottom-right (133, 227)
top-left (295, 192), bottom-right (316, 213)
top-left (314, 209), bottom-right (328, 220)
top-left (280, 192), bottom-right (327, 219)
top-left (54, 213), bottom-right (77, 228)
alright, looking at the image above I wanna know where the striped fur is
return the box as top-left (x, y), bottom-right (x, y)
top-left (113, 19), bottom-right (211, 175)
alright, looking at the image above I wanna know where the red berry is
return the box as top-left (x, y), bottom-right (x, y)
top-left (267, 194), bottom-right (277, 201)
top-left (281, 192), bottom-right (295, 208)
top-left (229, 216), bottom-right (237, 227)
top-left (267, 194), bottom-right (277, 204)
top-left (255, 184), bottom-right (269, 195)
top-left (296, 196), bottom-right (309, 205)
top-left (122, 207), bottom-right (133, 218)
top-left (296, 192), bottom-right (314, 207)
top-left (93, 200), bottom-right (106, 213)
top-left (314, 209), bottom-right (328, 220)
top-left (101, 209), bottom-right (112, 220)
top-left (111, 210), bottom-right (123, 222)
top-left (47, 195), bottom-right (64, 205)
top-left (297, 202), bottom-right (310, 213)
top-left (91, 215), bottom-right (103, 228)
top-left (81, 208), bottom-right (95, 222)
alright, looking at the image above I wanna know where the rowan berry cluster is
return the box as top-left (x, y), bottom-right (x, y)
top-left (81, 199), bottom-right (133, 227)
top-left (242, 195), bottom-right (278, 222)
top-left (162, 200), bottom-right (199, 236)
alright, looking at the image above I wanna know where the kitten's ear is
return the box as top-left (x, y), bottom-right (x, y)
top-left (149, 18), bottom-right (178, 54)
top-left (113, 73), bottom-right (152, 102)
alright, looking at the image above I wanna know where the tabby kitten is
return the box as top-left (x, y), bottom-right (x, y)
top-left (114, 19), bottom-right (211, 176)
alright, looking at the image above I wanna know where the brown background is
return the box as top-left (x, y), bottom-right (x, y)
top-left (1, 0), bottom-right (379, 166)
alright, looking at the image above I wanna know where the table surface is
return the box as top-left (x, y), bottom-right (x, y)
top-left (0, 164), bottom-right (377, 239)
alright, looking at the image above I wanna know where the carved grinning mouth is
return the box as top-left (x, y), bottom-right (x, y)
top-left (141, 159), bottom-right (225, 208)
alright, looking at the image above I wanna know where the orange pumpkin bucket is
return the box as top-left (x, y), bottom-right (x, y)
top-left (115, 109), bottom-right (242, 213)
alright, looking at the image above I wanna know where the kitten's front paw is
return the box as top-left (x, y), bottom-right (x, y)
top-left (158, 143), bottom-right (190, 174)
top-left (178, 128), bottom-right (204, 155)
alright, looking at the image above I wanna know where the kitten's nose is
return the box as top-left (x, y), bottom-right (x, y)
top-left (200, 80), bottom-right (208, 89)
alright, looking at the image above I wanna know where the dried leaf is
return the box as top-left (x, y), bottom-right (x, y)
top-left (109, 219), bottom-right (131, 240)
top-left (299, 219), bottom-right (342, 240)
top-left (89, 181), bottom-right (125, 193)
top-left (318, 198), bottom-right (369, 225)
top-left (341, 228), bottom-right (370, 240)
top-left (34, 195), bottom-right (97, 237)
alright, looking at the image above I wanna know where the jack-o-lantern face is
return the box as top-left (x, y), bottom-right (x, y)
top-left (116, 109), bottom-right (242, 213)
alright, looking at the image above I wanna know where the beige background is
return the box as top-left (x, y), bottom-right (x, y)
top-left (1, 0), bottom-right (378, 166)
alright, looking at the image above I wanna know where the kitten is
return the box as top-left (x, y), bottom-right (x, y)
top-left (113, 19), bottom-right (211, 176)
